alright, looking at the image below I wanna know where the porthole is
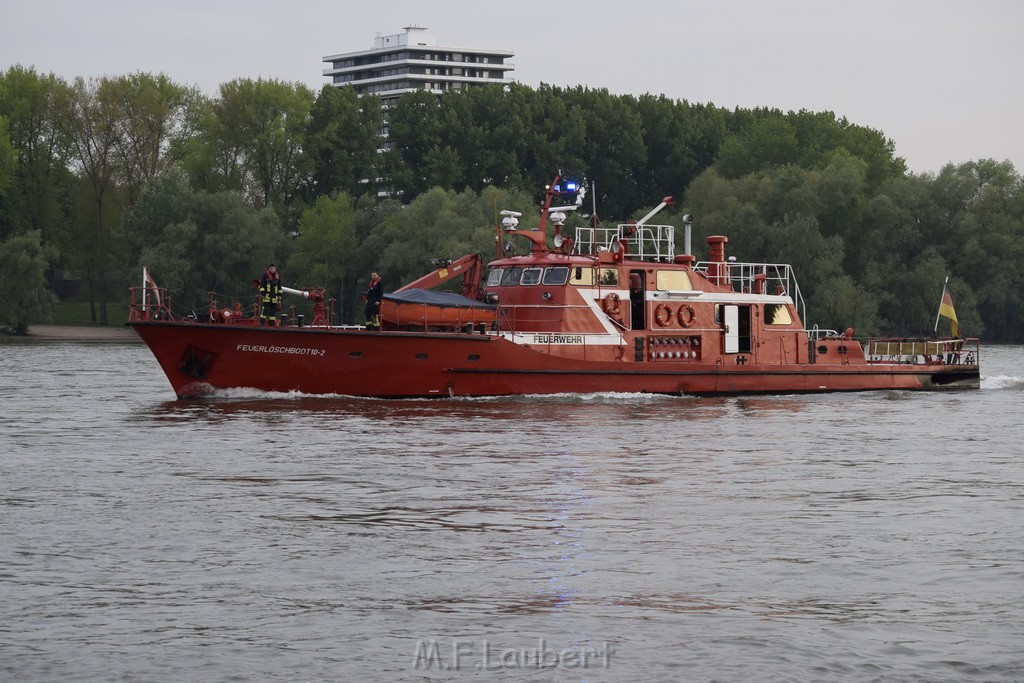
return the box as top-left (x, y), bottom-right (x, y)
top-left (349, 351), bottom-right (363, 358)
top-left (817, 345), bottom-right (828, 355)
top-left (415, 353), bottom-right (428, 361)
top-left (467, 354), bottom-right (480, 361)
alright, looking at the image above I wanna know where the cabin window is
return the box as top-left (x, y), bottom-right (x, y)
top-left (485, 268), bottom-right (503, 287)
top-left (599, 268), bottom-right (618, 286)
top-left (765, 303), bottom-right (792, 325)
top-left (656, 270), bottom-right (693, 291)
top-left (714, 304), bottom-right (722, 324)
top-left (542, 266), bottom-right (569, 285)
top-left (570, 267), bottom-right (594, 285)
top-left (520, 267), bottom-right (543, 285)
top-left (500, 267), bottom-right (523, 286)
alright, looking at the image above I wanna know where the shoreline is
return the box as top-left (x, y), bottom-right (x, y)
top-left (12, 325), bottom-right (141, 342)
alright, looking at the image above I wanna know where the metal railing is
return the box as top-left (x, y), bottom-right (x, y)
top-left (693, 260), bottom-right (807, 326)
top-left (573, 223), bottom-right (676, 262)
top-left (865, 337), bottom-right (980, 366)
top-left (127, 287), bottom-right (174, 322)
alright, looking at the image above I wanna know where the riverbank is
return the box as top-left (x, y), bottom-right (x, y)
top-left (16, 325), bottom-right (140, 342)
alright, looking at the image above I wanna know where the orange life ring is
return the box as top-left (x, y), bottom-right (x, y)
top-left (602, 293), bottom-right (621, 316)
top-left (678, 304), bottom-right (696, 328)
top-left (654, 303), bottom-right (673, 327)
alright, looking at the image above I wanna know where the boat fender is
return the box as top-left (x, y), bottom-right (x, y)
top-left (678, 304), bottom-right (696, 328)
top-left (602, 293), bottom-right (621, 316)
top-left (654, 303), bottom-right (673, 327)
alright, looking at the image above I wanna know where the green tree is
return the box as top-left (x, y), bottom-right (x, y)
top-left (114, 72), bottom-right (196, 206)
top-left (194, 78), bottom-right (314, 218)
top-left (0, 66), bottom-right (75, 270)
top-left (716, 114), bottom-right (799, 178)
top-left (637, 95), bottom-right (727, 205)
top-left (354, 185), bottom-right (535, 300)
top-left (122, 169), bottom-right (285, 311)
top-left (924, 160), bottom-right (1023, 339)
top-left (564, 87), bottom-right (647, 218)
top-left (58, 75), bottom-right (127, 324)
top-left (385, 89), bottom-right (444, 200)
top-left (0, 116), bottom-right (13, 201)
top-left (0, 230), bottom-right (50, 333)
top-left (286, 192), bottom-right (358, 317)
top-left (304, 85), bottom-right (380, 199)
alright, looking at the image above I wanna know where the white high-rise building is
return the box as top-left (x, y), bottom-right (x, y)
top-left (323, 25), bottom-right (515, 109)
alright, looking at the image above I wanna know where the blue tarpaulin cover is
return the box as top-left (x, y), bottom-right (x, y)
top-left (384, 289), bottom-right (496, 310)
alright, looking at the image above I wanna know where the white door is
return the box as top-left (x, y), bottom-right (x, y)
top-left (724, 305), bottom-right (739, 354)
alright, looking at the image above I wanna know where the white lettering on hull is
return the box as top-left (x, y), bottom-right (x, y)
top-left (236, 344), bottom-right (326, 357)
top-left (531, 334), bottom-right (585, 344)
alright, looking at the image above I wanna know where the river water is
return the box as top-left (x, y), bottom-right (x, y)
top-left (1, 339), bottom-right (1022, 682)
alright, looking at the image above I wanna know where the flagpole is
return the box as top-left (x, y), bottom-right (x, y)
top-left (142, 266), bottom-right (148, 310)
top-left (933, 276), bottom-right (948, 334)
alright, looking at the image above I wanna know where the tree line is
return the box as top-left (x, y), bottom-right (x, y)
top-left (1, 65), bottom-right (1021, 338)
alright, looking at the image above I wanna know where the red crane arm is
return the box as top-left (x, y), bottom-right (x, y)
top-left (394, 253), bottom-right (485, 299)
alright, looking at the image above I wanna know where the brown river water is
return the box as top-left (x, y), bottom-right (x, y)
top-left (1, 340), bottom-right (1022, 681)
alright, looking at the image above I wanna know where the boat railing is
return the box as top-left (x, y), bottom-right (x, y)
top-left (573, 223), bottom-right (676, 262)
top-left (128, 286), bottom-right (175, 322)
top-left (693, 260), bottom-right (807, 324)
top-left (807, 325), bottom-right (841, 340)
top-left (865, 337), bottom-right (980, 366)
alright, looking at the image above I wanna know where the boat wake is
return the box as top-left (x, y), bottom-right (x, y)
top-left (452, 391), bottom-right (687, 405)
top-left (196, 386), bottom-right (362, 401)
top-left (981, 374), bottom-right (1024, 391)
top-left (183, 386), bottom-right (688, 405)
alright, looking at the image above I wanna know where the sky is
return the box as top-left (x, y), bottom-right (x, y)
top-left (4, 0), bottom-right (1022, 176)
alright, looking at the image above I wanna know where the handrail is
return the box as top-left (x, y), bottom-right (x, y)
top-left (865, 337), bottom-right (980, 366)
top-left (573, 223), bottom-right (676, 261)
top-left (127, 287), bottom-right (174, 322)
top-left (694, 260), bottom-right (806, 325)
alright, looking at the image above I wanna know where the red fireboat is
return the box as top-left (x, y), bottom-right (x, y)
top-left (128, 177), bottom-right (980, 398)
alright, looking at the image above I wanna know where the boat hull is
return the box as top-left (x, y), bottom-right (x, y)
top-left (129, 322), bottom-right (980, 399)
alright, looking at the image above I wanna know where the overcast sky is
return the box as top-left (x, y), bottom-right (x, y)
top-left (4, 0), bottom-right (1022, 175)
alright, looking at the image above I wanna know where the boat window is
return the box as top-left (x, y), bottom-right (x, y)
top-left (765, 304), bottom-right (792, 325)
top-left (500, 267), bottom-right (523, 286)
top-left (542, 266), bottom-right (569, 285)
top-left (485, 268), bottom-right (503, 287)
top-left (570, 267), bottom-right (593, 285)
top-left (656, 270), bottom-right (693, 291)
top-left (520, 267), bottom-right (543, 285)
top-left (599, 268), bottom-right (618, 286)
top-left (714, 304), bottom-right (722, 324)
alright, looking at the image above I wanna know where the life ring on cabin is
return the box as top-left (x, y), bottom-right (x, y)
top-left (654, 303), bottom-right (673, 327)
top-left (602, 293), bottom-right (621, 316)
top-left (678, 304), bottom-right (696, 328)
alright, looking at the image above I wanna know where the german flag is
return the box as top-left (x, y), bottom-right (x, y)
top-left (936, 278), bottom-right (960, 337)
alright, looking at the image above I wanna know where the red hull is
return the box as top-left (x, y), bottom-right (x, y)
top-left (129, 322), bottom-right (980, 399)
